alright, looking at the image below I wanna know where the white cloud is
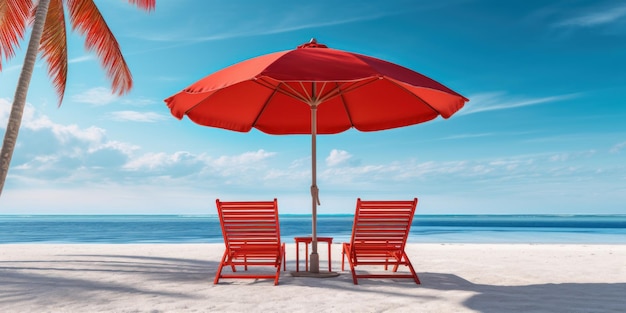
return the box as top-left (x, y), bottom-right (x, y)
top-left (122, 97), bottom-right (158, 106)
top-left (55, 125), bottom-right (107, 145)
top-left (459, 92), bottom-right (580, 115)
top-left (547, 151), bottom-right (597, 162)
top-left (322, 164), bottom-right (389, 183)
top-left (3, 100), bottom-right (209, 189)
top-left (122, 149), bottom-right (278, 187)
top-left (549, 153), bottom-right (571, 162)
top-left (109, 111), bottom-right (166, 122)
top-left (440, 133), bottom-right (493, 140)
top-left (1, 62), bottom-right (24, 73)
top-left (3, 99), bottom-right (624, 214)
top-left (264, 167), bottom-right (309, 182)
top-left (2, 99), bottom-right (107, 146)
top-left (610, 141), bottom-right (626, 154)
top-left (133, 0), bottom-right (432, 44)
top-left (556, 4), bottom-right (626, 28)
top-left (1, 99), bottom-right (137, 182)
top-left (71, 87), bottom-right (119, 105)
top-left (123, 151), bottom-right (203, 171)
top-left (326, 149), bottom-right (352, 167)
top-left (26, 114), bottom-right (107, 146)
top-left (68, 55), bottom-right (95, 64)
top-left (318, 150), bottom-right (616, 192)
top-left (0, 98), bottom-right (11, 125)
top-left (88, 140), bottom-right (138, 155)
top-left (213, 149), bottom-right (276, 167)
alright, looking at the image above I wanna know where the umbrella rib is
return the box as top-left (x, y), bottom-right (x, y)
top-left (255, 76), bottom-right (383, 106)
top-left (251, 87), bottom-right (280, 129)
top-left (301, 81), bottom-right (327, 103)
top-left (298, 81), bottom-right (313, 103)
top-left (280, 82), bottom-right (315, 104)
top-left (316, 77), bottom-right (380, 103)
top-left (256, 76), bottom-right (418, 112)
top-left (256, 77), bottom-right (312, 104)
top-left (336, 82), bottom-right (356, 127)
top-left (315, 82), bottom-right (329, 101)
top-left (316, 85), bottom-right (343, 103)
top-left (383, 77), bottom-right (441, 115)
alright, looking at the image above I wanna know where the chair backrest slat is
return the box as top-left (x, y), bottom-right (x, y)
top-left (216, 199), bottom-right (281, 249)
top-left (350, 198), bottom-right (417, 250)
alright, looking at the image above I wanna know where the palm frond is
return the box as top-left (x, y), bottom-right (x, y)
top-left (0, 0), bottom-right (33, 70)
top-left (38, 0), bottom-right (68, 104)
top-left (67, 0), bottom-right (132, 95)
top-left (127, 0), bottom-right (156, 11)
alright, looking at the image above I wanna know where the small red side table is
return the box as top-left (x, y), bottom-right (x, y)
top-left (294, 236), bottom-right (333, 272)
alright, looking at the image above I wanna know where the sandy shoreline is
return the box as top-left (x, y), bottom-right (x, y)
top-left (1, 243), bottom-right (625, 312)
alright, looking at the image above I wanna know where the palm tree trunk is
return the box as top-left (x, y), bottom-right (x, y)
top-left (0, 0), bottom-right (51, 197)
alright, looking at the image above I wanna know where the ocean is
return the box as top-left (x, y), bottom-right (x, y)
top-left (1, 215), bottom-right (625, 244)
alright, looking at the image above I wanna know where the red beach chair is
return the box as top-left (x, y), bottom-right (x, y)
top-left (342, 198), bottom-right (420, 284)
top-left (214, 199), bottom-right (286, 285)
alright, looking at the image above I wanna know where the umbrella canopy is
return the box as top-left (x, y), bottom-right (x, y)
top-left (165, 39), bottom-right (469, 274)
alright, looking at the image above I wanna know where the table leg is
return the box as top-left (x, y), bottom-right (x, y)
top-left (328, 241), bottom-right (332, 272)
top-left (305, 242), bottom-right (309, 272)
top-left (296, 241), bottom-right (300, 272)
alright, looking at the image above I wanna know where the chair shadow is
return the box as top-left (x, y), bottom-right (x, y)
top-left (409, 272), bottom-right (626, 313)
top-left (2, 255), bottom-right (625, 312)
top-left (276, 267), bottom-right (626, 313)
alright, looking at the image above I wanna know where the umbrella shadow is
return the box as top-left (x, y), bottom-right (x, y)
top-left (274, 267), bottom-right (626, 312)
top-left (421, 272), bottom-right (626, 313)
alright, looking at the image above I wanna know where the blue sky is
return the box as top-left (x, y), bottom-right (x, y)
top-left (1, 0), bottom-right (625, 215)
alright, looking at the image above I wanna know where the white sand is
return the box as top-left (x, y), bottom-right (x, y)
top-left (1, 243), bottom-right (625, 313)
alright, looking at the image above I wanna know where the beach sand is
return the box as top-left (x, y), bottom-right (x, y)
top-left (1, 243), bottom-right (625, 312)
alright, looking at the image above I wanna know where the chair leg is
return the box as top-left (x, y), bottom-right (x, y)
top-left (283, 244), bottom-right (286, 271)
top-left (342, 244), bottom-right (358, 284)
top-left (214, 251), bottom-right (229, 284)
top-left (226, 252), bottom-right (236, 272)
top-left (392, 254), bottom-right (400, 272)
top-left (403, 252), bottom-right (420, 284)
top-left (349, 262), bottom-right (358, 285)
top-left (274, 244), bottom-right (285, 285)
top-left (341, 244), bottom-right (346, 271)
top-left (274, 257), bottom-right (281, 286)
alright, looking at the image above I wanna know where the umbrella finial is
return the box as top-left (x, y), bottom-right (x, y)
top-left (298, 38), bottom-right (328, 49)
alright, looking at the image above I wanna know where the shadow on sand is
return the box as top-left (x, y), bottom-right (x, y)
top-left (1, 255), bottom-right (625, 312)
top-left (0, 254), bottom-right (217, 306)
top-left (419, 272), bottom-right (626, 313)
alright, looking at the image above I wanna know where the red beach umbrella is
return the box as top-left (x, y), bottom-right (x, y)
top-left (165, 39), bottom-right (468, 274)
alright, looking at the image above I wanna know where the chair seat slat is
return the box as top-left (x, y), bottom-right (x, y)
top-left (342, 198), bottom-right (420, 285)
top-left (214, 198), bottom-right (285, 285)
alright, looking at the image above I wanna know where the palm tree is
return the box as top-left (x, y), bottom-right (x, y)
top-left (0, 0), bottom-right (156, 196)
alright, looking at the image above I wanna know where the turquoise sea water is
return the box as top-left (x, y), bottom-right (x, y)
top-left (1, 215), bottom-right (625, 244)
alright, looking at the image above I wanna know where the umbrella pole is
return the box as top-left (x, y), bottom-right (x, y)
top-left (291, 103), bottom-right (337, 279)
top-left (288, 102), bottom-right (339, 279)
top-left (310, 103), bottom-right (320, 274)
